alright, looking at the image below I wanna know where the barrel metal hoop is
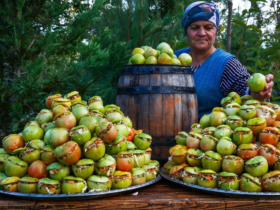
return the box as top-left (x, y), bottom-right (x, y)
top-left (117, 86), bottom-right (196, 94)
top-left (122, 64), bottom-right (192, 75)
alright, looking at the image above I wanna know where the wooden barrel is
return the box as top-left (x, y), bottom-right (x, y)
top-left (115, 64), bottom-right (198, 161)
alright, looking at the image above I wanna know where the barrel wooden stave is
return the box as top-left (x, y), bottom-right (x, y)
top-left (116, 66), bottom-right (198, 161)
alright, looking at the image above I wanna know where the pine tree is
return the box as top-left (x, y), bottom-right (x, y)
top-left (0, 0), bottom-right (189, 136)
top-left (0, 0), bottom-right (108, 134)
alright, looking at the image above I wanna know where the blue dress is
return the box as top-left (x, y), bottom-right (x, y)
top-left (175, 48), bottom-right (235, 118)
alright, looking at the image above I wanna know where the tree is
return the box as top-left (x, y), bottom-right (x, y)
top-left (0, 0), bottom-right (110, 134)
top-left (0, 0), bottom-right (186, 136)
top-left (226, 0), bottom-right (233, 52)
top-left (225, 0), bottom-right (280, 102)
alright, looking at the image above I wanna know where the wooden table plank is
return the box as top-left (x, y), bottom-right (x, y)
top-left (1, 179), bottom-right (280, 210)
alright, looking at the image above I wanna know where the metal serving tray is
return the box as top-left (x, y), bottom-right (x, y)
top-left (159, 167), bottom-right (280, 198)
top-left (0, 175), bottom-right (161, 201)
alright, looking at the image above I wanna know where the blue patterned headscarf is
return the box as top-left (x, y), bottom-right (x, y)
top-left (182, 1), bottom-right (220, 33)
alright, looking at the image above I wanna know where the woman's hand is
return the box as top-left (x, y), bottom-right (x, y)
top-left (246, 74), bottom-right (274, 101)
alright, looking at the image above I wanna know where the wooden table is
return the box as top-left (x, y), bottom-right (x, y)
top-left (1, 179), bottom-right (280, 210)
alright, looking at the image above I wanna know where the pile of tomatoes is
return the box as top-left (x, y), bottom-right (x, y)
top-left (164, 92), bottom-right (280, 192)
top-left (0, 91), bottom-right (159, 194)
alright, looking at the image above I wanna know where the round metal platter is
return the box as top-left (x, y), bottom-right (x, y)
top-left (159, 167), bottom-right (280, 198)
top-left (0, 175), bottom-right (161, 201)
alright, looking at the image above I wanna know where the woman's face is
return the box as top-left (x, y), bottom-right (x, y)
top-left (186, 20), bottom-right (216, 52)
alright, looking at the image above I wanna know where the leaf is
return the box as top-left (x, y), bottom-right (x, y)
top-left (249, 9), bottom-right (258, 13)
top-left (245, 66), bottom-right (255, 73)
top-left (273, 78), bottom-right (280, 83)
top-left (238, 40), bottom-right (245, 45)
top-left (266, 45), bottom-right (280, 54)
top-left (276, 24), bottom-right (280, 29)
top-left (246, 47), bottom-right (259, 52)
top-left (242, 9), bottom-right (248, 16)
top-left (232, 19), bottom-right (246, 28)
top-left (260, 70), bottom-right (270, 75)
top-left (249, 0), bottom-right (267, 2)
top-left (274, 101), bottom-right (280, 105)
top-left (256, 60), bottom-right (263, 69)
top-left (247, 57), bottom-right (258, 62)
top-left (247, 25), bottom-right (262, 34)
top-left (176, 29), bottom-right (184, 35)
top-left (257, 48), bottom-right (261, 56)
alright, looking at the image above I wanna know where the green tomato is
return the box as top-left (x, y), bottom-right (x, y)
top-left (70, 125), bottom-right (91, 146)
top-left (214, 125), bottom-right (232, 140)
top-left (87, 175), bottom-right (112, 192)
top-left (240, 173), bottom-right (262, 192)
top-left (22, 125), bottom-right (44, 142)
top-left (216, 137), bottom-right (237, 156)
top-left (222, 155), bottom-right (244, 175)
top-left (131, 168), bottom-right (146, 186)
top-left (111, 171), bottom-right (132, 189)
top-left (247, 73), bottom-right (267, 92)
top-left (245, 156), bottom-right (268, 177)
top-left (18, 177), bottom-right (39, 193)
top-left (218, 172), bottom-right (239, 191)
top-left (163, 161), bottom-right (177, 175)
top-left (261, 171), bottom-right (280, 192)
top-left (83, 137), bottom-right (106, 161)
top-left (130, 54), bottom-right (145, 64)
top-left (178, 53), bottom-right (192, 65)
top-left (232, 127), bottom-right (253, 146)
top-left (197, 170), bottom-right (217, 188)
top-left (201, 151), bottom-right (222, 172)
top-left (4, 156), bottom-right (28, 178)
top-left (47, 162), bottom-right (70, 182)
top-left (37, 178), bottom-right (61, 194)
top-left (186, 148), bottom-right (204, 167)
top-left (72, 159), bottom-right (94, 180)
top-left (199, 114), bottom-right (210, 128)
top-left (134, 133), bottom-right (152, 150)
top-left (1, 176), bottom-right (20, 192)
top-left (200, 135), bottom-right (218, 152)
top-left (182, 167), bottom-right (201, 185)
top-left (62, 176), bottom-right (87, 194)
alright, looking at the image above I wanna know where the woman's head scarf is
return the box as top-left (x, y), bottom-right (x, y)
top-left (182, 1), bottom-right (220, 33)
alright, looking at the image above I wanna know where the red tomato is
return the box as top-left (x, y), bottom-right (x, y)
top-left (273, 121), bottom-right (280, 127)
top-left (126, 127), bottom-right (134, 142)
top-left (237, 149), bottom-right (258, 161)
top-left (258, 145), bottom-right (279, 166)
top-left (28, 160), bottom-right (48, 179)
top-left (116, 158), bottom-right (134, 171)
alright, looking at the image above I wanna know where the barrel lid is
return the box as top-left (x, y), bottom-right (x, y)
top-left (117, 86), bottom-right (196, 95)
top-left (122, 64), bottom-right (192, 75)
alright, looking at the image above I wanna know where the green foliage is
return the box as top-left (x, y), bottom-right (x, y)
top-left (1, 0), bottom-right (280, 137)
top-left (0, 0), bottom-right (190, 135)
top-left (0, 0), bottom-right (110, 134)
top-left (224, 0), bottom-right (280, 104)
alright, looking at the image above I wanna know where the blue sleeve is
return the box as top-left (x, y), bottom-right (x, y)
top-left (220, 57), bottom-right (251, 96)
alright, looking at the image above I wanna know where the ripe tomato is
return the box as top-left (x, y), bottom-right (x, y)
top-left (28, 160), bottom-right (48, 179)
top-left (273, 121), bottom-right (280, 127)
top-left (126, 127), bottom-right (134, 142)
top-left (258, 145), bottom-right (279, 166)
top-left (116, 157), bottom-right (134, 171)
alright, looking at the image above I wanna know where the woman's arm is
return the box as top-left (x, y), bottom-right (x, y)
top-left (220, 57), bottom-right (250, 96)
top-left (220, 57), bottom-right (274, 101)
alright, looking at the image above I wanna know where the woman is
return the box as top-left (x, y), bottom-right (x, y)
top-left (175, 1), bottom-right (274, 118)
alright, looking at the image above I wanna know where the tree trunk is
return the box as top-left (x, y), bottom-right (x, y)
top-left (226, 0), bottom-right (233, 53)
top-left (275, 0), bottom-right (280, 42)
